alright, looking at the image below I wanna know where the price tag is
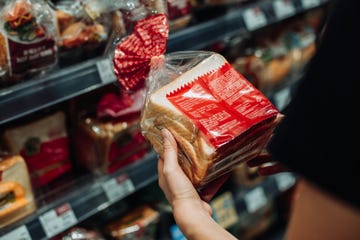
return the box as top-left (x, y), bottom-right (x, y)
top-left (275, 173), bottom-right (296, 191)
top-left (96, 58), bottom-right (116, 84)
top-left (301, 0), bottom-right (321, 9)
top-left (0, 225), bottom-right (32, 240)
top-left (274, 87), bottom-right (291, 111)
top-left (244, 187), bottom-right (267, 213)
top-left (102, 174), bottom-right (135, 202)
top-left (39, 203), bottom-right (78, 238)
top-left (273, 0), bottom-right (296, 20)
top-left (211, 192), bottom-right (238, 228)
top-left (243, 7), bottom-right (267, 31)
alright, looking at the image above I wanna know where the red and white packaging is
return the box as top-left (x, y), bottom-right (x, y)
top-left (141, 51), bottom-right (281, 190)
top-left (2, 111), bottom-right (72, 187)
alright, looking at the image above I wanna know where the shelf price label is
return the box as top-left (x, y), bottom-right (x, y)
top-left (273, 0), bottom-right (296, 20)
top-left (301, 0), bottom-right (321, 9)
top-left (211, 191), bottom-right (238, 228)
top-left (96, 58), bottom-right (116, 84)
top-left (39, 203), bottom-right (78, 238)
top-left (102, 174), bottom-right (135, 203)
top-left (275, 173), bottom-right (296, 191)
top-left (0, 225), bottom-right (32, 240)
top-left (244, 187), bottom-right (267, 213)
top-left (243, 6), bottom-right (267, 31)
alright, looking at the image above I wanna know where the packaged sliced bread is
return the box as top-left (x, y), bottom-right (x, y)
top-left (141, 51), bottom-right (281, 190)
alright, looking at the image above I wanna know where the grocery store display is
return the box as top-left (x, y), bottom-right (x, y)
top-left (0, 0), bottom-right (330, 238)
top-left (141, 51), bottom-right (281, 189)
top-left (0, 155), bottom-right (36, 228)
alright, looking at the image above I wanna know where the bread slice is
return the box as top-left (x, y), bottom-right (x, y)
top-left (141, 52), bottom-right (280, 188)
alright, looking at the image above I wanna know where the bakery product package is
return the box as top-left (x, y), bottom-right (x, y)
top-left (0, 154), bottom-right (36, 228)
top-left (141, 51), bottom-right (281, 190)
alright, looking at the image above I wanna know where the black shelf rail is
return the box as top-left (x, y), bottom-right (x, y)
top-left (0, 0), bottom-right (328, 125)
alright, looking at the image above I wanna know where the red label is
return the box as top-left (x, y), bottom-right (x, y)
top-left (20, 137), bottom-right (71, 186)
top-left (7, 37), bottom-right (56, 75)
top-left (108, 131), bottom-right (147, 173)
top-left (166, 63), bottom-right (278, 148)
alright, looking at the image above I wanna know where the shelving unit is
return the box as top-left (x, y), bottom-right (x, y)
top-left (0, 0), bottom-right (329, 238)
top-left (0, 0), bottom-right (328, 125)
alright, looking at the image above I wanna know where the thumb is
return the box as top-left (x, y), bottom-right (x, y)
top-left (161, 128), bottom-right (178, 171)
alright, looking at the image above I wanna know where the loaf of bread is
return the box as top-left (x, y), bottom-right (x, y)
top-left (0, 155), bottom-right (36, 228)
top-left (141, 52), bottom-right (280, 189)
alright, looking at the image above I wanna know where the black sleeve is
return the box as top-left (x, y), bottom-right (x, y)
top-left (267, 0), bottom-right (360, 209)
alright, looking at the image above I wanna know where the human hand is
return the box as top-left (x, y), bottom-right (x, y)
top-left (158, 128), bottom-right (213, 221)
top-left (246, 151), bottom-right (289, 176)
top-left (157, 128), bottom-right (243, 239)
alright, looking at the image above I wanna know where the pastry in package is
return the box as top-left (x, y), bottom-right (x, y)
top-left (71, 87), bottom-right (149, 174)
top-left (141, 51), bottom-right (281, 190)
top-left (0, 154), bottom-right (36, 228)
top-left (0, 0), bottom-right (58, 87)
top-left (2, 111), bottom-right (72, 187)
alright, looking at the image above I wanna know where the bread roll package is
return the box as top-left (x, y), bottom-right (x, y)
top-left (141, 51), bottom-right (281, 190)
top-left (0, 155), bottom-right (36, 228)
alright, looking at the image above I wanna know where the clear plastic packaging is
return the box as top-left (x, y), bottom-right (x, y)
top-left (0, 0), bottom-right (58, 87)
top-left (1, 111), bottom-right (72, 188)
top-left (141, 51), bottom-right (281, 190)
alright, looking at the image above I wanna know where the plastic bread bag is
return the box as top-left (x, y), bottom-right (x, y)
top-left (0, 0), bottom-right (58, 87)
top-left (140, 51), bottom-right (282, 191)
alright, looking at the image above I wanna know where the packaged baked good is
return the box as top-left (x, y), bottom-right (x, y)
top-left (1, 111), bottom-right (72, 188)
top-left (0, 154), bottom-right (36, 228)
top-left (71, 87), bottom-right (149, 175)
top-left (54, 0), bottom-right (111, 67)
top-left (167, 0), bottom-right (193, 31)
top-left (0, 0), bottom-right (58, 88)
top-left (105, 204), bottom-right (160, 240)
top-left (141, 51), bottom-right (281, 190)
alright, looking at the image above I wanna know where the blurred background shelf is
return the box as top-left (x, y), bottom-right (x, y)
top-left (0, 0), bottom-right (328, 125)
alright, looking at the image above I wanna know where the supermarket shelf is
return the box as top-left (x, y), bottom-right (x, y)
top-left (0, 0), bottom-right (329, 125)
top-left (0, 151), bottom-right (158, 240)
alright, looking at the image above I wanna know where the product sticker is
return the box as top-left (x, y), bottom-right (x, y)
top-left (167, 62), bottom-right (278, 148)
top-left (244, 187), bottom-right (267, 213)
top-left (102, 174), bottom-right (135, 202)
top-left (39, 203), bottom-right (78, 238)
top-left (0, 225), bottom-right (32, 240)
top-left (273, 0), bottom-right (296, 20)
top-left (243, 7), bottom-right (267, 31)
top-left (211, 191), bottom-right (238, 228)
top-left (301, 0), bottom-right (321, 9)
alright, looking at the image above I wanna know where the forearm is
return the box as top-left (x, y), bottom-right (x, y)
top-left (172, 200), bottom-right (238, 240)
